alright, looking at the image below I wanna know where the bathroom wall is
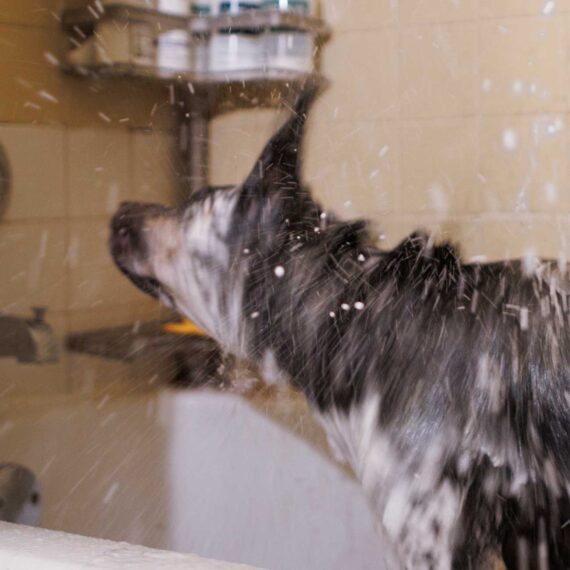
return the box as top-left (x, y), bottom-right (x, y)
top-left (209, 0), bottom-right (570, 266)
top-left (0, 0), bottom-right (185, 397)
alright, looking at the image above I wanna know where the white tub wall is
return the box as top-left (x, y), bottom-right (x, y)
top-left (164, 391), bottom-right (385, 570)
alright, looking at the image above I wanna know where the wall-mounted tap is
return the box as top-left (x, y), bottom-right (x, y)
top-left (0, 308), bottom-right (58, 364)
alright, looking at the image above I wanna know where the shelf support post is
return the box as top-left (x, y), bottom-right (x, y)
top-left (183, 89), bottom-right (210, 196)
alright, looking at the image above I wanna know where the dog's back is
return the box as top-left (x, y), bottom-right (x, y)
top-left (370, 236), bottom-right (570, 569)
top-left (274, 229), bottom-right (570, 569)
top-left (244, 217), bottom-right (570, 567)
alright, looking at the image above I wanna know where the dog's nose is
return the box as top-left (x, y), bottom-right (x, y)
top-left (110, 201), bottom-right (156, 260)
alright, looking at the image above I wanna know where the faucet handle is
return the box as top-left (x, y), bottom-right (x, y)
top-left (31, 307), bottom-right (47, 323)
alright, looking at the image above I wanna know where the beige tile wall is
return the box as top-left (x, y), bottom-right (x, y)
top-left (0, 2), bottom-right (184, 397)
top-left (210, 0), bottom-right (570, 265)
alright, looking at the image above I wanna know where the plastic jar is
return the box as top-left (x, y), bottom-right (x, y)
top-left (209, 30), bottom-right (265, 74)
top-left (157, 29), bottom-right (193, 72)
top-left (265, 30), bottom-right (313, 73)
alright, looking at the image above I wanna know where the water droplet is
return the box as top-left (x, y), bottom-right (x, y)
top-left (274, 265), bottom-right (285, 278)
top-left (520, 307), bottom-right (529, 331)
top-left (38, 90), bottom-right (58, 103)
top-left (545, 181), bottom-right (558, 204)
top-left (103, 482), bottom-right (120, 505)
top-left (547, 118), bottom-right (564, 135)
top-left (542, 1), bottom-right (555, 15)
top-left (428, 184), bottom-right (448, 213)
top-left (354, 302), bottom-right (365, 311)
top-left (341, 303), bottom-right (350, 311)
top-left (523, 248), bottom-right (539, 275)
top-left (512, 80), bottom-right (524, 95)
top-left (43, 51), bottom-right (59, 66)
top-left (502, 128), bottom-right (518, 151)
top-left (378, 145), bottom-right (390, 158)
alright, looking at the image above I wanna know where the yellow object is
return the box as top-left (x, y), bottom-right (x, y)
top-left (162, 319), bottom-right (208, 336)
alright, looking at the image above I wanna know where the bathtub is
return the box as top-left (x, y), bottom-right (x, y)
top-left (0, 389), bottom-right (384, 570)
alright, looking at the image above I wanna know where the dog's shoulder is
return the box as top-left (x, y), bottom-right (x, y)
top-left (368, 231), bottom-right (462, 296)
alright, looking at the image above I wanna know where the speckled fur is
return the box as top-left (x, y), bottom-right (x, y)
top-left (111, 86), bottom-right (570, 569)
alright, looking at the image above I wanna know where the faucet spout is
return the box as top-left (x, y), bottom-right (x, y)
top-left (0, 308), bottom-right (58, 364)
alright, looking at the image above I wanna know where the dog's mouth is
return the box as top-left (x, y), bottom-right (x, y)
top-left (116, 263), bottom-right (160, 299)
top-left (114, 257), bottom-right (177, 308)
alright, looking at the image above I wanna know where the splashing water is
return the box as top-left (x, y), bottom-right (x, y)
top-left (502, 129), bottom-right (519, 152)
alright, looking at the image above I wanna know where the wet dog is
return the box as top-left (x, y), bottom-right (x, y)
top-left (110, 85), bottom-right (570, 569)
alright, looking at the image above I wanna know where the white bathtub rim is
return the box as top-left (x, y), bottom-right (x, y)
top-left (0, 522), bottom-right (264, 570)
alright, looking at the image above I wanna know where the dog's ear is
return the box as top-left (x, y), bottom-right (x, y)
top-left (232, 83), bottom-right (321, 247)
top-left (242, 81), bottom-right (320, 196)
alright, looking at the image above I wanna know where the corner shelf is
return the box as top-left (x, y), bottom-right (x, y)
top-left (62, 4), bottom-right (328, 90)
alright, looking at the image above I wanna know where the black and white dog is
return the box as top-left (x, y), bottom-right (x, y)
top-left (110, 85), bottom-right (570, 570)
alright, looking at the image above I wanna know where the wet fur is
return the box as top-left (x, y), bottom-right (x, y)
top-left (111, 87), bottom-right (570, 569)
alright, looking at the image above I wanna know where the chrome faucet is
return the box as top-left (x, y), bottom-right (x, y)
top-left (0, 308), bottom-right (58, 363)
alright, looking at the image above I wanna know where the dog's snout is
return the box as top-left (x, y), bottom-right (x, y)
top-left (110, 201), bottom-right (162, 263)
top-left (111, 202), bottom-right (146, 251)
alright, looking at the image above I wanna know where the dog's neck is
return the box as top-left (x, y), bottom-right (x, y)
top-left (237, 216), bottom-right (376, 411)
top-left (236, 230), bottom-right (470, 416)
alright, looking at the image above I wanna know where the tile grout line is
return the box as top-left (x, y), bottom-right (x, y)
top-left (62, 125), bottom-right (73, 395)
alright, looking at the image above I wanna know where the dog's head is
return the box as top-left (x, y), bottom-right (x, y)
top-left (110, 85), bottom-right (321, 350)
